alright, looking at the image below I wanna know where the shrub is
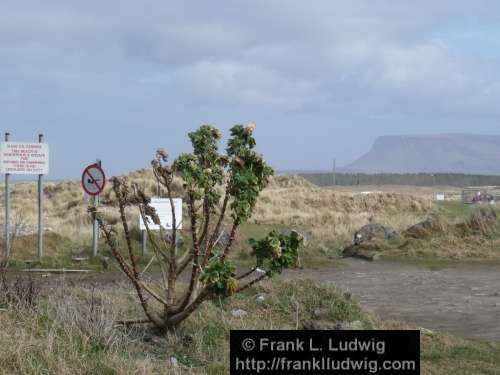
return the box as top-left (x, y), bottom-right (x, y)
top-left (90, 124), bottom-right (303, 332)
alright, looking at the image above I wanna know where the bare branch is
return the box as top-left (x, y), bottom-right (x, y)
top-left (220, 219), bottom-right (240, 262)
top-left (202, 190), bottom-right (230, 268)
top-left (236, 267), bottom-right (257, 280)
top-left (236, 273), bottom-right (268, 293)
top-left (178, 191), bottom-right (201, 310)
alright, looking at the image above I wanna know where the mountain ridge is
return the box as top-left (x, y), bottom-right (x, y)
top-left (345, 134), bottom-right (500, 175)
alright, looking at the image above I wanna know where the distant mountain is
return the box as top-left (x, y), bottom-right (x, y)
top-left (345, 134), bottom-right (500, 175)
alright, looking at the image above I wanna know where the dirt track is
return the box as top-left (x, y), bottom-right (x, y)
top-left (14, 258), bottom-right (500, 341)
top-left (285, 259), bottom-right (500, 341)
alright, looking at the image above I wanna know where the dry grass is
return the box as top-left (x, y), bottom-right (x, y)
top-left (5, 171), bottom-right (500, 264)
top-left (254, 176), bottom-right (432, 244)
top-left (0, 278), bottom-right (498, 374)
top-left (0, 278), bottom-right (371, 374)
top-left (1, 172), bottom-right (499, 374)
top-left (2, 172), bottom-right (433, 263)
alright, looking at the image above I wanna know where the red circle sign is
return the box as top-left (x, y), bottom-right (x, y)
top-left (81, 164), bottom-right (106, 196)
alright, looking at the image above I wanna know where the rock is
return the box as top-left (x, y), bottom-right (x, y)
top-left (342, 242), bottom-right (382, 261)
top-left (404, 217), bottom-right (444, 239)
top-left (231, 309), bottom-right (248, 318)
top-left (343, 223), bottom-right (400, 260)
top-left (353, 223), bottom-right (399, 245)
top-left (256, 295), bottom-right (266, 303)
top-left (312, 309), bottom-right (328, 319)
top-left (170, 357), bottom-right (178, 368)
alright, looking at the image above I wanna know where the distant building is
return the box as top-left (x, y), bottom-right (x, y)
top-left (462, 186), bottom-right (500, 204)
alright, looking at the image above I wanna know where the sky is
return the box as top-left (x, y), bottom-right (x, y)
top-left (3, 1), bottom-right (500, 179)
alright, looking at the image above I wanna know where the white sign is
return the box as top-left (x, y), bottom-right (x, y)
top-left (0, 142), bottom-right (49, 175)
top-left (436, 193), bottom-right (445, 201)
top-left (139, 198), bottom-right (183, 230)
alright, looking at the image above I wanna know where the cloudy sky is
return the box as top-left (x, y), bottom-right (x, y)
top-left (3, 1), bottom-right (500, 178)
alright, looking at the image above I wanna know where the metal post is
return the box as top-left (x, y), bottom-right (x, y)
top-left (37, 134), bottom-right (44, 259)
top-left (92, 159), bottom-right (101, 257)
top-left (4, 132), bottom-right (10, 257)
top-left (141, 229), bottom-right (147, 255)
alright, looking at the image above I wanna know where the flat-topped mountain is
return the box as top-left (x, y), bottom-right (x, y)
top-left (346, 134), bottom-right (500, 175)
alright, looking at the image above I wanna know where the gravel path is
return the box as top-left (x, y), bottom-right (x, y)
top-left (285, 259), bottom-right (500, 341)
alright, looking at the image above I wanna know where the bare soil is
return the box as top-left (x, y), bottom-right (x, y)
top-left (285, 259), bottom-right (500, 341)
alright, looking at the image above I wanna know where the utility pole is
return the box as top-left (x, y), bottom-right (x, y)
top-left (332, 159), bottom-right (336, 186)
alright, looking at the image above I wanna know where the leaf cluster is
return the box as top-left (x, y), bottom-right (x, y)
top-left (226, 124), bottom-right (273, 222)
top-left (173, 124), bottom-right (273, 222)
top-left (249, 230), bottom-right (303, 276)
top-left (173, 125), bottom-right (226, 207)
top-left (200, 258), bottom-right (238, 296)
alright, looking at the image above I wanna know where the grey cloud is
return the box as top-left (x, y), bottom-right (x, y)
top-left (2, 1), bottom-right (500, 176)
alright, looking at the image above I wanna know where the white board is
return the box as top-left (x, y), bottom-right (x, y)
top-left (0, 142), bottom-right (49, 175)
top-left (436, 193), bottom-right (445, 201)
top-left (139, 198), bottom-right (182, 230)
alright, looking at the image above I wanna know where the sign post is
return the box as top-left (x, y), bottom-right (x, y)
top-left (4, 133), bottom-right (10, 257)
top-left (1, 135), bottom-right (49, 259)
top-left (37, 134), bottom-right (44, 259)
top-left (81, 161), bottom-right (106, 257)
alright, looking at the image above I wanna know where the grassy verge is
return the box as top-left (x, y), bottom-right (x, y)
top-left (6, 220), bottom-right (341, 272)
top-left (1, 279), bottom-right (499, 374)
top-left (434, 201), bottom-right (475, 220)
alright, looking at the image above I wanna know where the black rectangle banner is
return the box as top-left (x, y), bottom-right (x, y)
top-left (230, 330), bottom-right (420, 374)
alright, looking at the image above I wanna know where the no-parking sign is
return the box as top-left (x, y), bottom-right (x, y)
top-left (81, 163), bottom-right (106, 196)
